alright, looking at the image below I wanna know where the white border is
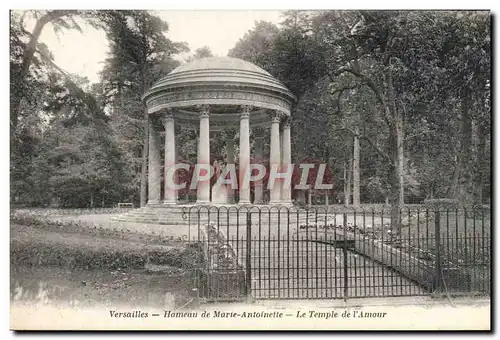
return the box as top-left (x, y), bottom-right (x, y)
top-left (1, 3), bottom-right (496, 339)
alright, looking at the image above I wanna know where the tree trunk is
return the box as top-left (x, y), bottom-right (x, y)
top-left (383, 61), bottom-right (404, 229)
top-left (11, 16), bottom-right (50, 152)
top-left (12, 11), bottom-right (73, 138)
top-left (140, 108), bottom-right (149, 207)
top-left (448, 154), bottom-right (461, 198)
top-left (12, 14), bottom-right (51, 125)
top-left (352, 127), bottom-right (361, 207)
top-left (389, 169), bottom-right (401, 232)
top-left (458, 94), bottom-right (474, 205)
top-left (475, 121), bottom-right (487, 205)
top-left (384, 104), bottom-right (404, 230)
top-left (396, 113), bottom-right (405, 206)
top-left (388, 112), bottom-right (404, 232)
top-left (140, 53), bottom-right (152, 207)
top-left (448, 92), bottom-right (473, 204)
top-left (344, 159), bottom-right (352, 206)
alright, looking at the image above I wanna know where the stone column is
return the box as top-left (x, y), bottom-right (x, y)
top-left (147, 116), bottom-right (161, 205)
top-left (269, 111), bottom-right (282, 204)
top-left (175, 128), bottom-right (181, 202)
top-left (253, 128), bottom-right (265, 204)
top-left (281, 117), bottom-right (293, 204)
top-left (162, 110), bottom-right (177, 204)
top-left (197, 105), bottom-right (211, 204)
top-left (225, 129), bottom-right (236, 204)
top-left (279, 124), bottom-right (284, 201)
top-left (195, 134), bottom-right (200, 204)
top-left (196, 135), bottom-right (200, 167)
top-left (238, 105), bottom-right (251, 204)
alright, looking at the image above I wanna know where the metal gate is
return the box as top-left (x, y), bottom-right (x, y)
top-left (186, 206), bottom-right (490, 301)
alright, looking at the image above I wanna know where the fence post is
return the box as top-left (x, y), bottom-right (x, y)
top-left (434, 209), bottom-right (442, 293)
top-left (245, 211), bottom-right (252, 301)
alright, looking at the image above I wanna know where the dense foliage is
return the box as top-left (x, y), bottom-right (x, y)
top-left (230, 10), bottom-right (491, 209)
top-left (10, 10), bottom-right (491, 209)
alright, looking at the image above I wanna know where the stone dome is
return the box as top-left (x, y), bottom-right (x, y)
top-left (168, 56), bottom-right (272, 76)
top-left (142, 57), bottom-right (296, 125)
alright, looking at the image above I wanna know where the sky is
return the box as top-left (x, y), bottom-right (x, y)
top-left (36, 10), bottom-right (284, 83)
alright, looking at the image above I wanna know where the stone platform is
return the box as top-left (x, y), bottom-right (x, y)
top-left (113, 204), bottom-right (303, 225)
top-left (110, 204), bottom-right (330, 241)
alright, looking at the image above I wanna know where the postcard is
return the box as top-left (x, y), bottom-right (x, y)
top-left (9, 9), bottom-right (491, 331)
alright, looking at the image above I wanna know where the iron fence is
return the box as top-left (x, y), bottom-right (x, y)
top-left (179, 205), bottom-right (490, 301)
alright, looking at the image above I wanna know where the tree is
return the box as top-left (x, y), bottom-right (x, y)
top-left (10, 10), bottom-right (115, 203)
top-left (436, 12), bottom-right (491, 204)
top-left (30, 112), bottom-right (134, 208)
top-left (229, 21), bottom-right (280, 67)
top-left (312, 11), bottom-right (448, 224)
top-left (186, 46), bottom-right (213, 61)
top-left (10, 10), bottom-right (110, 148)
top-left (11, 10), bottom-right (79, 138)
top-left (10, 10), bottom-right (189, 207)
top-left (100, 10), bottom-right (188, 206)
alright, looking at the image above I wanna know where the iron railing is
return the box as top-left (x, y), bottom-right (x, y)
top-left (175, 205), bottom-right (491, 301)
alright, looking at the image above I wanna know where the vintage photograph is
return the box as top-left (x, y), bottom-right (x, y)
top-left (9, 9), bottom-right (491, 331)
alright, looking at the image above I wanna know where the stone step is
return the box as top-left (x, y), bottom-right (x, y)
top-left (117, 213), bottom-right (311, 220)
top-left (115, 211), bottom-right (311, 218)
top-left (115, 212), bottom-right (319, 219)
top-left (111, 207), bottom-right (341, 229)
top-left (111, 218), bottom-right (316, 227)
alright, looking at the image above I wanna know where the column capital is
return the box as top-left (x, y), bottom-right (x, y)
top-left (196, 104), bottom-right (210, 118)
top-left (240, 105), bottom-right (252, 119)
top-left (270, 110), bottom-right (282, 123)
top-left (161, 109), bottom-right (175, 125)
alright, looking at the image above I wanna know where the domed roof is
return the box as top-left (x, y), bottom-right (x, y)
top-left (143, 57), bottom-right (296, 113)
top-left (169, 56), bottom-right (272, 76)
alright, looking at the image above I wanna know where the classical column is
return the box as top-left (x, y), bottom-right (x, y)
top-left (147, 116), bottom-right (161, 205)
top-left (238, 105), bottom-right (251, 204)
top-left (281, 117), bottom-right (293, 204)
top-left (253, 128), bottom-right (265, 204)
top-left (175, 127), bottom-right (180, 202)
top-left (225, 129), bottom-right (236, 204)
top-left (196, 135), bottom-right (200, 165)
top-left (194, 134), bottom-right (200, 204)
top-left (162, 109), bottom-right (177, 204)
top-left (269, 111), bottom-right (282, 204)
top-left (197, 105), bottom-right (211, 204)
top-left (279, 124), bottom-right (284, 201)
